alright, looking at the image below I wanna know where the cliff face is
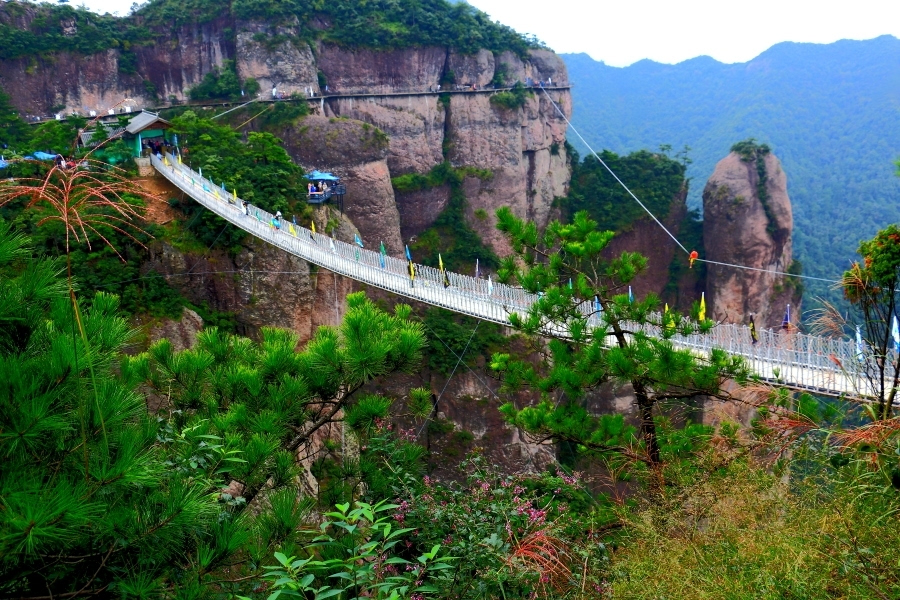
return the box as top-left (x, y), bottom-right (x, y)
top-left (0, 5), bottom-right (570, 260)
top-left (703, 151), bottom-right (800, 328)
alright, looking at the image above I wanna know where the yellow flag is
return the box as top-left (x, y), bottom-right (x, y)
top-left (439, 254), bottom-right (450, 287)
top-left (311, 221), bottom-right (316, 234)
top-left (177, 153), bottom-right (182, 164)
top-left (289, 224), bottom-right (296, 236)
top-left (699, 292), bottom-right (706, 321)
top-left (214, 188), bottom-right (220, 199)
top-left (233, 189), bottom-right (237, 201)
top-left (664, 303), bottom-right (674, 331)
top-left (163, 156), bottom-right (169, 166)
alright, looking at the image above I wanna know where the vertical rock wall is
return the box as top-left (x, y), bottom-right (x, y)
top-left (703, 151), bottom-right (801, 328)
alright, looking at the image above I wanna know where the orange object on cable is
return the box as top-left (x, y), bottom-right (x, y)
top-left (689, 250), bottom-right (698, 269)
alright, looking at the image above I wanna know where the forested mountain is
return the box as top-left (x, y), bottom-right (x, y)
top-left (563, 35), bottom-right (900, 306)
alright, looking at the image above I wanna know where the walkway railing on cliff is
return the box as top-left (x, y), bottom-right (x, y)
top-left (27, 86), bottom-right (572, 124)
top-left (151, 153), bottom-right (887, 401)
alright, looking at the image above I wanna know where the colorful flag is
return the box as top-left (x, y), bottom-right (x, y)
top-left (856, 325), bottom-right (865, 363)
top-left (699, 292), bottom-right (706, 322)
top-left (893, 315), bottom-right (900, 353)
top-left (255, 210), bottom-right (260, 221)
top-left (214, 188), bottom-right (220, 199)
top-left (354, 234), bottom-right (364, 248)
top-left (749, 314), bottom-right (759, 344)
top-left (177, 153), bottom-right (182, 164)
top-left (568, 278), bottom-right (573, 291)
top-left (329, 238), bottom-right (336, 254)
top-left (163, 156), bottom-right (169, 166)
top-left (664, 303), bottom-right (674, 332)
top-left (198, 167), bottom-right (202, 178)
top-left (782, 304), bottom-right (791, 330)
top-left (439, 254), bottom-right (450, 288)
top-left (379, 241), bottom-right (386, 269)
top-left (487, 275), bottom-right (493, 295)
top-left (628, 286), bottom-right (634, 304)
top-left (594, 295), bottom-right (602, 314)
top-left (475, 258), bottom-right (480, 279)
top-left (311, 220), bottom-right (316, 234)
top-left (289, 223), bottom-right (296, 236)
top-left (405, 245), bottom-right (415, 285)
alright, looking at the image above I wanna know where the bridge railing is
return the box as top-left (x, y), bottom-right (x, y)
top-left (152, 153), bottom-right (887, 400)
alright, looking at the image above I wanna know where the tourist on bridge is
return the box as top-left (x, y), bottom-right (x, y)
top-left (242, 200), bottom-right (250, 216)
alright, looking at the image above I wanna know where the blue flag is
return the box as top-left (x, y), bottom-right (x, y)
top-left (405, 245), bottom-right (412, 261)
top-left (856, 325), bottom-right (865, 362)
top-left (594, 295), bottom-right (602, 314)
top-left (354, 234), bottom-right (364, 248)
top-left (893, 315), bottom-right (900, 353)
top-left (782, 304), bottom-right (791, 330)
top-left (628, 286), bottom-right (634, 303)
top-left (379, 241), bottom-right (386, 269)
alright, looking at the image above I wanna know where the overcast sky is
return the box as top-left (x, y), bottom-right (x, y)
top-left (74, 0), bottom-right (900, 67)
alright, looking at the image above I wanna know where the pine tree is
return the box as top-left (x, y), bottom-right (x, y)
top-left (0, 221), bottom-right (427, 595)
top-left (827, 224), bottom-right (900, 420)
top-left (0, 221), bottom-right (213, 595)
top-left (491, 209), bottom-right (747, 473)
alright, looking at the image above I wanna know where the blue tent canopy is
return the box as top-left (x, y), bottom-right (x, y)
top-left (0, 159), bottom-right (8, 169)
top-left (32, 151), bottom-right (57, 161)
top-left (305, 170), bottom-right (339, 182)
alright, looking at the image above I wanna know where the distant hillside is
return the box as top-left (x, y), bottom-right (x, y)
top-left (562, 35), bottom-right (900, 306)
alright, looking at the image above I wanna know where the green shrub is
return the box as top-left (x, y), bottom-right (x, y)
top-left (489, 81), bottom-right (532, 110)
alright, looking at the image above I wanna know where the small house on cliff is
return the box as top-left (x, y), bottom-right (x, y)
top-left (124, 111), bottom-right (173, 157)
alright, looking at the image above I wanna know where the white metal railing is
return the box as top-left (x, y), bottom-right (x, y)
top-left (152, 154), bottom-right (885, 400)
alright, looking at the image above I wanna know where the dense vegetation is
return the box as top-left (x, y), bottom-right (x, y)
top-left (564, 146), bottom-right (687, 232)
top-left (563, 35), bottom-right (900, 307)
top-left (0, 0), bottom-right (542, 63)
top-left (5, 133), bottom-right (900, 595)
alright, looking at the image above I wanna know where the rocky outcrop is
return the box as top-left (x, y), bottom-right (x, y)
top-left (703, 151), bottom-right (800, 328)
top-left (143, 204), bottom-right (357, 344)
top-left (280, 115), bottom-right (403, 254)
top-left (148, 307), bottom-right (204, 351)
top-left (235, 22), bottom-right (319, 97)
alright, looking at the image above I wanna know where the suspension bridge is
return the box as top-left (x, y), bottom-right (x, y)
top-left (151, 153), bottom-right (888, 401)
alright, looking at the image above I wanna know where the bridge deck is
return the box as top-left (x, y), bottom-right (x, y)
top-left (152, 154), bottom-right (885, 401)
